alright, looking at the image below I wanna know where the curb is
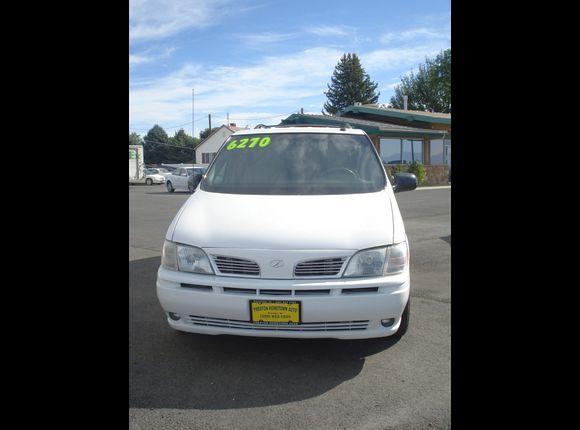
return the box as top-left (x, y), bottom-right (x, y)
top-left (416, 185), bottom-right (451, 190)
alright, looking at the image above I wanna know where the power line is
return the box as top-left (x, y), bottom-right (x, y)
top-left (141, 138), bottom-right (197, 151)
top-left (129, 115), bottom-right (209, 132)
top-left (212, 112), bottom-right (293, 122)
top-left (130, 111), bottom-right (293, 134)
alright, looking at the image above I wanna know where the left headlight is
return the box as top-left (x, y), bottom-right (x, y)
top-left (343, 242), bottom-right (408, 278)
top-left (161, 240), bottom-right (214, 274)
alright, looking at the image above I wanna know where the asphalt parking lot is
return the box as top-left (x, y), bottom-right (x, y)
top-left (129, 184), bottom-right (451, 430)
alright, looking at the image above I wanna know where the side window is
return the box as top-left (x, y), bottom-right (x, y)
top-left (175, 168), bottom-right (183, 176)
top-left (207, 157), bottom-right (228, 184)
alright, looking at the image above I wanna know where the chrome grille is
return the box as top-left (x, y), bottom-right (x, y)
top-left (187, 315), bottom-right (369, 332)
top-left (212, 255), bottom-right (260, 276)
top-left (294, 257), bottom-right (347, 277)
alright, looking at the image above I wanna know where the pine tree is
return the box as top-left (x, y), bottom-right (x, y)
top-left (323, 53), bottom-right (380, 115)
top-left (143, 125), bottom-right (169, 164)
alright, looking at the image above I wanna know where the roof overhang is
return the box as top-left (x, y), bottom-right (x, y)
top-left (280, 114), bottom-right (447, 139)
top-left (341, 105), bottom-right (451, 125)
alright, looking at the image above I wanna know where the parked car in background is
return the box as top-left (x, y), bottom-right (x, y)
top-left (188, 166), bottom-right (207, 193)
top-left (165, 167), bottom-right (195, 192)
top-left (143, 168), bottom-right (166, 185)
top-left (146, 167), bottom-right (172, 180)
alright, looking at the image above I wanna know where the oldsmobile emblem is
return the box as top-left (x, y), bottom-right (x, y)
top-left (270, 259), bottom-right (284, 268)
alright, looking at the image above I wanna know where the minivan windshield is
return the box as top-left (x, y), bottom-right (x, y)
top-left (202, 132), bottom-right (386, 195)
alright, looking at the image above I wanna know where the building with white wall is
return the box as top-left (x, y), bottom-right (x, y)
top-left (195, 124), bottom-right (248, 164)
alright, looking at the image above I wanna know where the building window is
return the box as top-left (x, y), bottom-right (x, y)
top-left (202, 152), bottom-right (217, 164)
top-left (380, 139), bottom-right (423, 164)
top-left (380, 139), bottom-right (401, 163)
top-left (430, 139), bottom-right (451, 165)
top-left (402, 140), bottom-right (422, 164)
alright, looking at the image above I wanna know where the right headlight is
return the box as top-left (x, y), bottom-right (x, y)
top-left (161, 240), bottom-right (214, 274)
top-left (383, 241), bottom-right (409, 275)
top-left (342, 242), bottom-right (408, 278)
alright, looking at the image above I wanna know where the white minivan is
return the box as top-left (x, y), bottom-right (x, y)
top-left (156, 126), bottom-right (417, 339)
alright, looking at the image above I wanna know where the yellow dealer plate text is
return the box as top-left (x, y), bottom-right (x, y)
top-left (250, 300), bottom-right (301, 324)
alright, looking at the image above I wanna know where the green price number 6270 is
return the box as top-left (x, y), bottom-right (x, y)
top-left (226, 136), bottom-right (271, 150)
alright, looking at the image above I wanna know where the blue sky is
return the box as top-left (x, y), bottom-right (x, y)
top-left (129, 0), bottom-right (450, 138)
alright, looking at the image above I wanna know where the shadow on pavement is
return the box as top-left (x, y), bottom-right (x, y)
top-left (130, 256), bottom-right (399, 410)
top-left (145, 191), bottom-right (191, 196)
top-left (440, 235), bottom-right (451, 245)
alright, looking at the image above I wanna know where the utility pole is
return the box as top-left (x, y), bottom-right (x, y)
top-left (227, 112), bottom-right (229, 126)
top-left (192, 87), bottom-right (195, 138)
top-left (208, 114), bottom-right (212, 132)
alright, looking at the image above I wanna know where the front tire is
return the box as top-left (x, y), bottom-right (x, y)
top-left (146, 178), bottom-right (153, 185)
top-left (166, 181), bottom-right (175, 193)
top-left (394, 299), bottom-right (410, 338)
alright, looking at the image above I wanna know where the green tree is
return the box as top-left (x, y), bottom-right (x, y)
top-left (390, 49), bottom-right (451, 113)
top-left (199, 127), bottom-right (220, 140)
top-left (144, 124), bottom-right (168, 145)
top-left (167, 129), bottom-right (199, 163)
top-left (143, 125), bottom-right (169, 164)
top-left (170, 129), bottom-right (198, 147)
top-left (129, 132), bottom-right (142, 146)
top-left (323, 53), bottom-right (380, 115)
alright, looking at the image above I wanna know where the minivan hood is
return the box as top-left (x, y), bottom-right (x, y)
top-left (170, 189), bottom-right (394, 250)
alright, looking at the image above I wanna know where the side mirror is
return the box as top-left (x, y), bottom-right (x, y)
top-left (393, 172), bottom-right (418, 193)
top-left (191, 173), bottom-right (203, 188)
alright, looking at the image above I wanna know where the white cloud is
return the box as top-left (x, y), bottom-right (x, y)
top-left (130, 47), bottom-right (345, 131)
top-left (379, 81), bottom-right (402, 92)
top-left (129, 47), bottom-right (175, 68)
top-left (129, 29), bottom-right (450, 132)
top-left (129, 54), bottom-right (154, 66)
top-left (380, 27), bottom-right (450, 44)
top-left (129, 0), bottom-right (235, 42)
top-left (361, 43), bottom-right (449, 72)
top-left (306, 25), bottom-right (350, 37)
top-left (237, 32), bottom-right (296, 47)
top-left (237, 25), bottom-right (353, 48)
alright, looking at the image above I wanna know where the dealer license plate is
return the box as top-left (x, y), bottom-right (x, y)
top-left (249, 300), bottom-right (301, 325)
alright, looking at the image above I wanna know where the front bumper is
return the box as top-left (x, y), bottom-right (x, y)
top-left (156, 267), bottom-right (409, 339)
